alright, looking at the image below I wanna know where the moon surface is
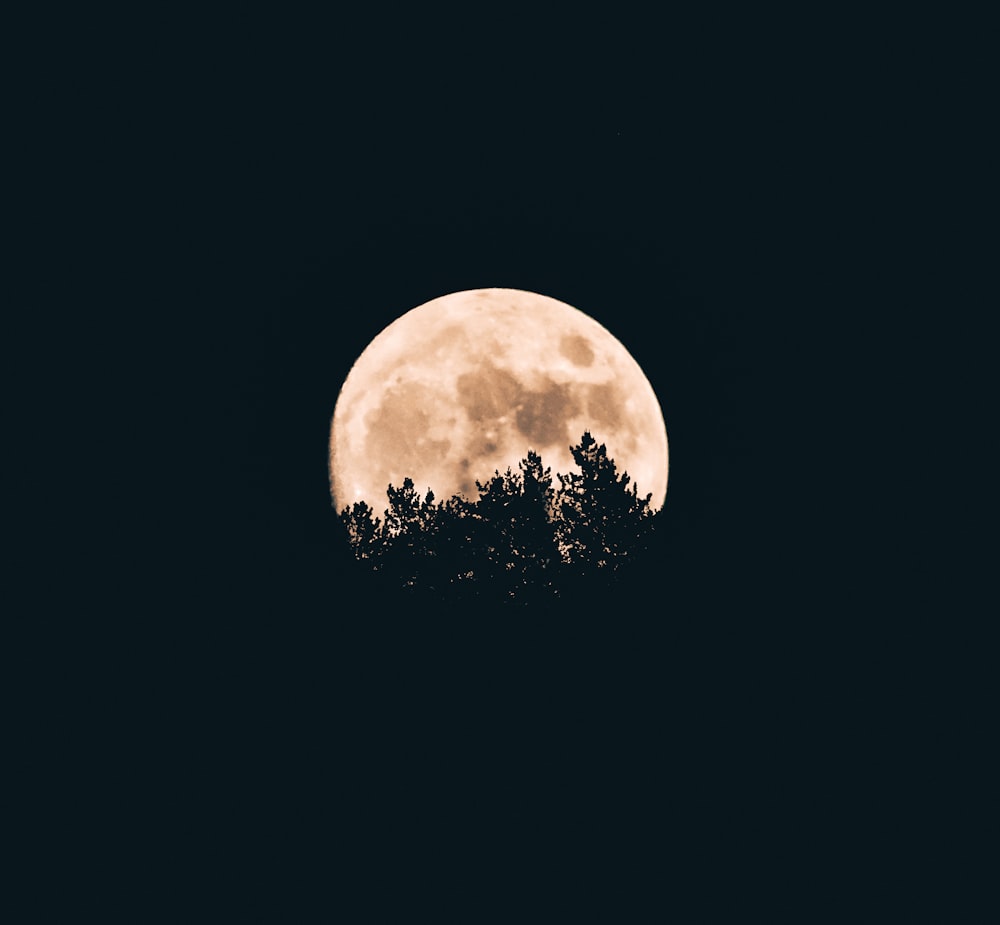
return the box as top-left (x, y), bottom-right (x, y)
top-left (330, 289), bottom-right (669, 515)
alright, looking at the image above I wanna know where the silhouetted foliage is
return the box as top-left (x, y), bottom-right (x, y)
top-left (555, 432), bottom-right (655, 589)
top-left (338, 433), bottom-right (658, 605)
top-left (343, 500), bottom-right (381, 557)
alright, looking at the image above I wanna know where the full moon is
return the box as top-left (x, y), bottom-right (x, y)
top-left (330, 289), bottom-right (669, 515)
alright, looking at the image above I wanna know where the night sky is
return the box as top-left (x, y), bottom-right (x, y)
top-left (37, 15), bottom-right (956, 914)
top-left (132, 36), bottom-right (869, 662)
top-left (179, 127), bottom-right (782, 608)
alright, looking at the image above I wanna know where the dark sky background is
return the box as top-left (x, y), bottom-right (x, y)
top-left (32, 13), bottom-right (971, 914)
top-left (82, 14), bottom-right (902, 618)
top-left (127, 17), bottom-right (885, 741)
top-left (194, 154), bottom-right (775, 619)
top-left (162, 91), bottom-right (818, 619)
top-left (51, 15), bottom-right (894, 673)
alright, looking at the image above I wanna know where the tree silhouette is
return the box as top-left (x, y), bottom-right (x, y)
top-left (555, 431), bottom-right (655, 585)
top-left (343, 500), bottom-right (381, 558)
top-left (376, 478), bottom-right (436, 594)
top-left (467, 452), bottom-right (561, 604)
top-left (338, 434), bottom-right (658, 605)
top-left (382, 478), bottom-right (435, 540)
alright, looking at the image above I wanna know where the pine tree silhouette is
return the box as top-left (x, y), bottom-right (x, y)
top-left (555, 431), bottom-right (654, 582)
top-left (343, 500), bottom-right (381, 558)
top-left (338, 434), bottom-right (658, 605)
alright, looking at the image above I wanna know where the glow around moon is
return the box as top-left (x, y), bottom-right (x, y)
top-left (330, 289), bottom-right (668, 515)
